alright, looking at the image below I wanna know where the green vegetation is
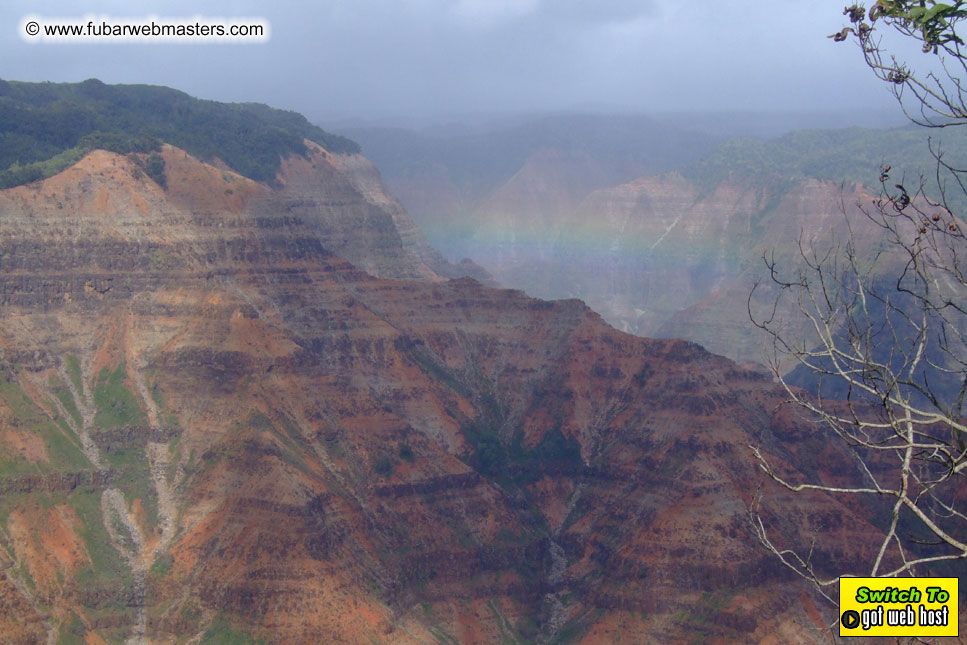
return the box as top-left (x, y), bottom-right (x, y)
top-left (398, 442), bottom-right (415, 462)
top-left (118, 459), bottom-right (159, 529)
top-left (400, 342), bottom-right (582, 489)
top-left (0, 371), bottom-right (89, 474)
top-left (546, 609), bottom-right (599, 645)
top-left (427, 625), bottom-right (461, 645)
top-left (196, 412), bottom-right (312, 480)
top-left (148, 374), bottom-right (164, 410)
top-left (373, 453), bottom-right (395, 476)
top-left (487, 598), bottom-right (530, 645)
top-left (397, 339), bottom-right (467, 395)
top-left (92, 362), bottom-right (146, 429)
top-left (135, 150), bottom-right (167, 189)
top-left (684, 125), bottom-right (967, 211)
top-left (495, 527), bottom-right (525, 544)
top-left (461, 418), bottom-right (582, 487)
top-left (69, 490), bottom-right (133, 589)
top-left (148, 372), bottom-right (180, 428)
top-left (89, 362), bottom-right (158, 525)
top-left (675, 588), bottom-right (736, 642)
top-left (148, 552), bottom-right (173, 578)
top-left (57, 612), bottom-right (87, 644)
top-left (178, 601), bottom-right (203, 632)
top-left (250, 411), bottom-right (311, 474)
top-left (48, 374), bottom-right (82, 428)
top-left (0, 78), bottom-right (360, 188)
top-left (0, 146), bottom-right (88, 188)
top-left (167, 435), bottom-right (182, 481)
top-left (65, 355), bottom-right (83, 395)
top-left (201, 617), bottom-right (264, 644)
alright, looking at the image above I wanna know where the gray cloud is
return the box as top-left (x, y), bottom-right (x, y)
top-left (1, 0), bottom-right (900, 122)
top-left (533, 0), bottom-right (658, 25)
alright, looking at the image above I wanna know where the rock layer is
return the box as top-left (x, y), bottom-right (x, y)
top-left (462, 172), bottom-right (894, 367)
top-left (0, 145), bottom-right (889, 643)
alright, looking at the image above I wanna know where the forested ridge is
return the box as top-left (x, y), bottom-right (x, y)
top-left (685, 124), bottom-right (967, 198)
top-left (0, 78), bottom-right (359, 188)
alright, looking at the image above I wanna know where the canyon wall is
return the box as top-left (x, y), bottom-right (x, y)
top-left (0, 143), bottom-right (895, 643)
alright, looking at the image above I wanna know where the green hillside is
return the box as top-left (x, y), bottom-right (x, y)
top-left (0, 78), bottom-right (359, 188)
top-left (685, 124), bottom-right (967, 209)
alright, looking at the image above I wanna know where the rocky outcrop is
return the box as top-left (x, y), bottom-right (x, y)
top-left (355, 126), bottom-right (903, 368)
top-left (456, 172), bottom-right (892, 367)
top-left (0, 143), bottom-right (884, 643)
top-left (0, 469), bottom-right (119, 494)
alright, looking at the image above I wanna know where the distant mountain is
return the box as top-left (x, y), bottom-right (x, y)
top-left (685, 124), bottom-right (967, 203)
top-left (349, 116), bottom-right (965, 367)
top-left (343, 114), bottom-right (720, 263)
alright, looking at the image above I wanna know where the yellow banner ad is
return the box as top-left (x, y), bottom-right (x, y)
top-left (839, 577), bottom-right (959, 637)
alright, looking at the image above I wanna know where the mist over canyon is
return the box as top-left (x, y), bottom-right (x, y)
top-left (0, 80), bottom-right (962, 644)
top-left (345, 115), bottom-right (967, 369)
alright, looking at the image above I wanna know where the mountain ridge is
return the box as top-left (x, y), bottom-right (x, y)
top-left (0, 78), bottom-right (360, 188)
top-left (0, 89), bottom-right (893, 642)
top-left (351, 116), bottom-right (957, 367)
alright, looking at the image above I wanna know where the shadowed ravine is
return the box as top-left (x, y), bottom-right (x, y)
top-left (0, 108), bottom-right (902, 642)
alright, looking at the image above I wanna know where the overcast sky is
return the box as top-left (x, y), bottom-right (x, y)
top-left (2, 0), bottom-right (906, 125)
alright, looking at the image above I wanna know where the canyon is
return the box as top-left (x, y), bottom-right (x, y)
top-left (0, 87), bottom-right (934, 643)
top-left (351, 120), bottom-right (967, 368)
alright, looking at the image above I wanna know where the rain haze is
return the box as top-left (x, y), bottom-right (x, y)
top-left (2, 0), bottom-right (912, 128)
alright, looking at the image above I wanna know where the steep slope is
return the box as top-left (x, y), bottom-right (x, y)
top-left (352, 119), bottom-right (967, 368)
top-left (0, 78), bottom-right (489, 287)
top-left (344, 115), bottom-right (719, 264)
top-left (0, 142), bottom-right (899, 643)
top-left (322, 152), bottom-right (495, 283)
top-left (570, 177), bottom-right (887, 359)
top-left (466, 172), bottom-right (895, 367)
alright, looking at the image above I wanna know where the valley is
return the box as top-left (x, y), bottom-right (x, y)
top-left (0, 81), bottom-right (960, 643)
top-left (349, 118), bottom-right (967, 367)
